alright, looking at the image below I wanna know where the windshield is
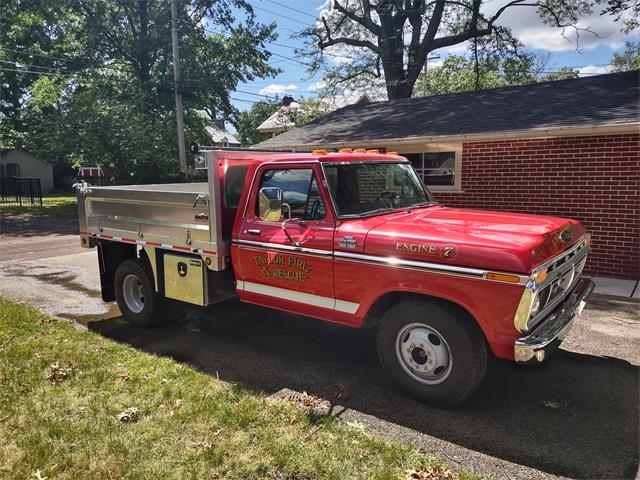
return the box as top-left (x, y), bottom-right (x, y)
top-left (323, 162), bottom-right (434, 217)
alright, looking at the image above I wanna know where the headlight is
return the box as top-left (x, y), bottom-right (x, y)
top-left (531, 293), bottom-right (542, 316)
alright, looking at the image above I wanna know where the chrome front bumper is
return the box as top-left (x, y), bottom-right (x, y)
top-left (514, 278), bottom-right (594, 364)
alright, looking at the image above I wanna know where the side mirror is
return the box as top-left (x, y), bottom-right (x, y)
top-left (258, 187), bottom-right (284, 222)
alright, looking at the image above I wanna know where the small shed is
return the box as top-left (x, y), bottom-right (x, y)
top-left (0, 148), bottom-right (54, 193)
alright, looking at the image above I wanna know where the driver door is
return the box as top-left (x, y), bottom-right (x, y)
top-left (235, 164), bottom-right (336, 319)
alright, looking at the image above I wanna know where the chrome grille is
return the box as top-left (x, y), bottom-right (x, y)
top-left (528, 236), bottom-right (590, 331)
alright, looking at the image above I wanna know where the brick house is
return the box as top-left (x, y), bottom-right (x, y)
top-left (255, 71), bottom-right (640, 280)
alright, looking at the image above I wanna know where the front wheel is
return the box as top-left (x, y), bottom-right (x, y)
top-left (377, 300), bottom-right (487, 407)
top-left (114, 258), bottom-right (167, 327)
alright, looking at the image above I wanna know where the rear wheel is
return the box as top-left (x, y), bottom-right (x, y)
top-left (377, 300), bottom-right (487, 407)
top-left (114, 258), bottom-right (167, 326)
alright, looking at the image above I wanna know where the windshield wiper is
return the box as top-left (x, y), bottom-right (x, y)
top-left (341, 207), bottom-right (398, 218)
top-left (406, 201), bottom-right (437, 210)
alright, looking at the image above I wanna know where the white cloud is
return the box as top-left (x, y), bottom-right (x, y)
top-left (307, 80), bottom-right (328, 92)
top-left (484, 3), bottom-right (634, 52)
top-left (579, 64), bottom-right (612, 75)
top-left (258, 83), bottom-right (298, 96)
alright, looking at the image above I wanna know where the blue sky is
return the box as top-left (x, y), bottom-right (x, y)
top-left (229, 0), bottom-right (638, 113)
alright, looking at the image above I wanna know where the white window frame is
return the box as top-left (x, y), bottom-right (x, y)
top-left (394, 143), bottom-right (462, 192)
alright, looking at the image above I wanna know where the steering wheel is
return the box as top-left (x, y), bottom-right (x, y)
top-left (374, 190), bottom-right (400, 206)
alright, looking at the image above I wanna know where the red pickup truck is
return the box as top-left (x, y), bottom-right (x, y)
top-left (77, 149), bottom-right (594, 406)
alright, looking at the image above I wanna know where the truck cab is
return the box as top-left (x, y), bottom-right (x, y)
top-left (77, 149), bottom-right (594, 406)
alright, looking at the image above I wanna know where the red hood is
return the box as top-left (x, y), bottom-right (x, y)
top-left (340, 206), bottom-right (586, 273)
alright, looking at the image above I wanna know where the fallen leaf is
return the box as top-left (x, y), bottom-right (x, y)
top-left (172, 398), bottom-right (182, 410)
top-left (117, 407), bottom-right (139, 423)
top-left (32, 469), bottom-right (48, 480)
top-left (330, 383), bottom-right (350, 401)
top-left (405, 465), bottom-right (457, 480)
top-left (47, 362), bottom-right (73, 385)
top-left (191, 439), bottom-right (212, 451)
top-left (541, 400), bottom-right (563, 409)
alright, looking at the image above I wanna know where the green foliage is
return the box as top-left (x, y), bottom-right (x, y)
top-left (235, 99), bottom-right (281, 146)
top-left (412, 53), bottom-right (578, 97)
top-left (289, 98), bottom-right (327, 128)
top-left (610, 41), bottom-right (640, 72)
top-left (0, 0), bottom-right (278, 181)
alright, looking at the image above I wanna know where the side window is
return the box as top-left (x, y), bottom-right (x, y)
top-left (257, 168), bottom-right (326, 221)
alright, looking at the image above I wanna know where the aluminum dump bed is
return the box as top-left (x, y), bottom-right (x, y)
top-left (77, 151), bottom-right (235, 271)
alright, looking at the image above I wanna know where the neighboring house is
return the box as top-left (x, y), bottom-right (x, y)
top-left (256, 71), bottom-right (640, 280)
top-left (257, 93), bottom-right (371, 140)
top-left (0, 148), bottom-right (54, 193)
top-left (206, 119), bottom-right (241, 147)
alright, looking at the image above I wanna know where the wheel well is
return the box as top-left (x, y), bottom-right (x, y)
top-left (363, 291), bottom-right (480, 335)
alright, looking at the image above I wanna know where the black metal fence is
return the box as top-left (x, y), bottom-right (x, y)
top-left (77, 173), bottom-right (208, 186)
top-left (0, 177), bottom-right (43, 207)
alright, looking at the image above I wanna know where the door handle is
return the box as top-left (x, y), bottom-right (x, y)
top-left (247, 229), bottom-right (261, 235)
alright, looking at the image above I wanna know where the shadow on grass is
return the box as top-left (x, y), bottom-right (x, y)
top-left (89, 300), bottom-right (639, 480)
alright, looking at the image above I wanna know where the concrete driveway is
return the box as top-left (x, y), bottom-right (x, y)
top-left (0, 218), bottom-right (638, 480)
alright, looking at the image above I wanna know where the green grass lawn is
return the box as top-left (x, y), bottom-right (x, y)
top-left (0, 297), bottom-right (476, 480)
top-left (0, 194), bottom-right (77, 216)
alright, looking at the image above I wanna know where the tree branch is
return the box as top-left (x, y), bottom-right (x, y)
top-left (333, 0), bottom-right (382, 35)
top-left (319, 15), bottom-right (380, 53)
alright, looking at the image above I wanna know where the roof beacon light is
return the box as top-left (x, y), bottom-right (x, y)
top-left (388, 151), bottom-right (399, 156)
top-left (366, 149), bottom-right (380, 153)
top-left (312, 149), bottom-right (328, 155)
top-left (339, 148), bottom-right (353, 153)
top-left (353, 148), bottom-right (367, 153)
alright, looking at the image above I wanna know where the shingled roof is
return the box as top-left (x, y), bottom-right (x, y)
top-left (255, 70), bottom-right (639, 149)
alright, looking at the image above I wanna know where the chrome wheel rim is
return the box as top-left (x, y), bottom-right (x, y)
top-left (122, 274), bottom-right (145, 314)
top-left (395, 323), bottom-right (452, 385)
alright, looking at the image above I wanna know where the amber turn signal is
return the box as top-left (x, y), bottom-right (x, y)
top-left (534, 268), bottom-right (548, 284)
top-left (485, 272), bottom-right (522, 283)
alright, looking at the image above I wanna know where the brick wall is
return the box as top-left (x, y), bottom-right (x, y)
top-left (434, 133), bottom-right (640, 280)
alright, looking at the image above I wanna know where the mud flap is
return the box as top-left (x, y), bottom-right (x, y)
top-left (97, 242), bottom-right (136, 302)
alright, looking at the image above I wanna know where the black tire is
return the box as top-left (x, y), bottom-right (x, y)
top-left (376, 299), bottom-right (487, 407)
top-left (114, 258), bottom-right (167, 327)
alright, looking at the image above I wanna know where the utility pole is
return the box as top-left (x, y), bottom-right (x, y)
top-left (171, 0), bottom-right (188, 180)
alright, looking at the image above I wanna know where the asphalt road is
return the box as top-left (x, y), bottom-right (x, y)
top-left (0, 213), bottom-right (84, 261)
top-left (1, 214), bottom-right (638, 479)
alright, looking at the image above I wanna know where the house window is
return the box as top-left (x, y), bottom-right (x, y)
top-left (6, 163), bottom-right (20, 178)
top-left (400, 146), bottom-right (461, 191)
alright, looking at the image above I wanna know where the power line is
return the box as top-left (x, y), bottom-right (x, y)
top-left (0, 59), bottom-right (70, 74)
top-left (250, 4), bottom-right (312, 27)
top-left (0, 46), bottom-right (77, 65)
top-left (259, 0), bottom-right (318, 20)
